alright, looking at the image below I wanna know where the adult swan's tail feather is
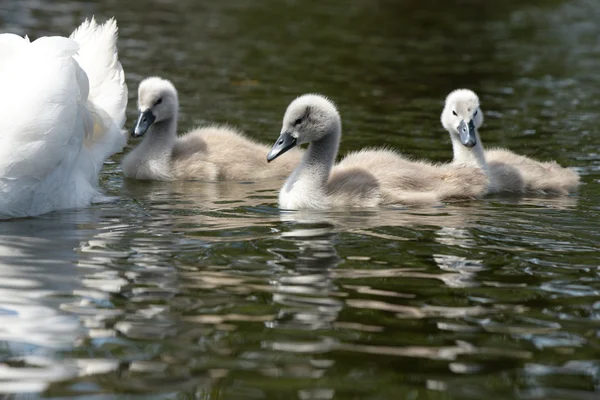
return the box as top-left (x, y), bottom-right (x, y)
top-left (70, 17), bottom-right (128, 166)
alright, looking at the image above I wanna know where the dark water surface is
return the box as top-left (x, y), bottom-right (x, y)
top-left (1, 0), bottom-right (600, 398)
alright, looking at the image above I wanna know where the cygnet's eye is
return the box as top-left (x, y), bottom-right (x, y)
top-left (452, 110), bottom-right (458, 116)
top-left (473, 110), bottom-right (478, 117)
top-left (294, 117), bottom-right (303, 126)
top-left (155, 98), bottom-right (163, 106)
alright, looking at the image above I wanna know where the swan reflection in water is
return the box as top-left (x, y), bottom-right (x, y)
top-left (0, 210), bottom-right (117, 392)
top-left (0, 207), bottom-right (195, 394)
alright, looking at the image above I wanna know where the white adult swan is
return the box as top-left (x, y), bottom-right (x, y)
top-left (441, 89), bottom-right (580, 195)
top-left (0, 18), bottom-right (127, 219)
top-left (266, 94), bottom-right (488, 210)
top-left (121, 77), bottom-right (303, 181)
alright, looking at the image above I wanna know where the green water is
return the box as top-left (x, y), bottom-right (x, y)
top-left (1, 0), bottom-right (600, 398)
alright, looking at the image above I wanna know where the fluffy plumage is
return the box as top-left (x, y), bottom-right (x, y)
top-left (441, 89), bottom-right (580, 196)
top-left (336, 149), bottom-right (489, 205)
top-left (121, 77), bottom-right (302, 181)
top-left (266, 94), bottom-right (488, 210)
top-left (0, 18), bottom-right (127, 219)
top-left (486, 148), bottom-right (579, 195)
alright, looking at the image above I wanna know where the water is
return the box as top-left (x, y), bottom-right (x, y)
top-left (1, 0), bottom-right (600, 398)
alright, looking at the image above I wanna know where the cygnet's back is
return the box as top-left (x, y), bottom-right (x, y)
top-left (122, 77), bottom-right (303, 181)
top-left (171, 125), bottom-right (303, 181)
top-left (336, 148), bottom-right (489, 205)
top-left (485, 148), bottom-right (579, 196)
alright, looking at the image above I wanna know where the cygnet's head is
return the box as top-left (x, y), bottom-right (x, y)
top-left (441, 89), bottom-right (484, 148)
top-left (267, 94), bottom-right (341, 162)
top-left (131, 77), bottom-right (179, 138)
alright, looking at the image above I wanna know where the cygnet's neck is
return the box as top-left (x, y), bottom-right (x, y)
top-left (450, 128), bottom-right (488, 173)
top-left (303, 127), bottom-right (340, 184)
top-left (139, 115), bottom-right (178, 159)
top-left (281, 122), bottom-right (341, 206)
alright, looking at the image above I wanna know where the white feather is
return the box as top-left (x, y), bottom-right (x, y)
top-left (0, 19), bottom-right (128, 218)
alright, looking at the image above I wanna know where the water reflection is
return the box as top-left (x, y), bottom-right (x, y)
top-left (0, 213), bottom-right (98, 392)
top-left (0, 186), bottom-right (597, 397)
top-left (272, 224), bottom-right (342, 330)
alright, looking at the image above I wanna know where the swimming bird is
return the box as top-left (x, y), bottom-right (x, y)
top-left (441, 89), bottom-right (580, 195)
top-left (121, 77), bottom-right (303, 181)
top-left (266, 94), bottom-right (488, 210)
top-left (0, 18), bottom-right (128, 219)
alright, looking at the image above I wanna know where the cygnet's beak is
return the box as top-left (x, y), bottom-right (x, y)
top-left (457, 119), bottom-right (477, 148)
top-left (267, 131), bottom-right (297, 162)
top-left (131, 109), bottom-right (156, 138)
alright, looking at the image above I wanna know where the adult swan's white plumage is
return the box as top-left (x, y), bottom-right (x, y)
top-left (0, 18), bottom-right (127, 219)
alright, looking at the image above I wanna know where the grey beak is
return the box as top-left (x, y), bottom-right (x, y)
top-left (267, 132), bottom-right (297, 162)
top-left (457, 119), bottom-right (477, 148)
top-left (131, 109), bottom-right (156, 138)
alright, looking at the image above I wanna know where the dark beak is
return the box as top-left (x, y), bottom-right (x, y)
top-left (131, 109), bottom-right (156, 138)
top-left (457, 119), bottom-right (477, 148)
top-left (267, 131), bottom-right (297, 162)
